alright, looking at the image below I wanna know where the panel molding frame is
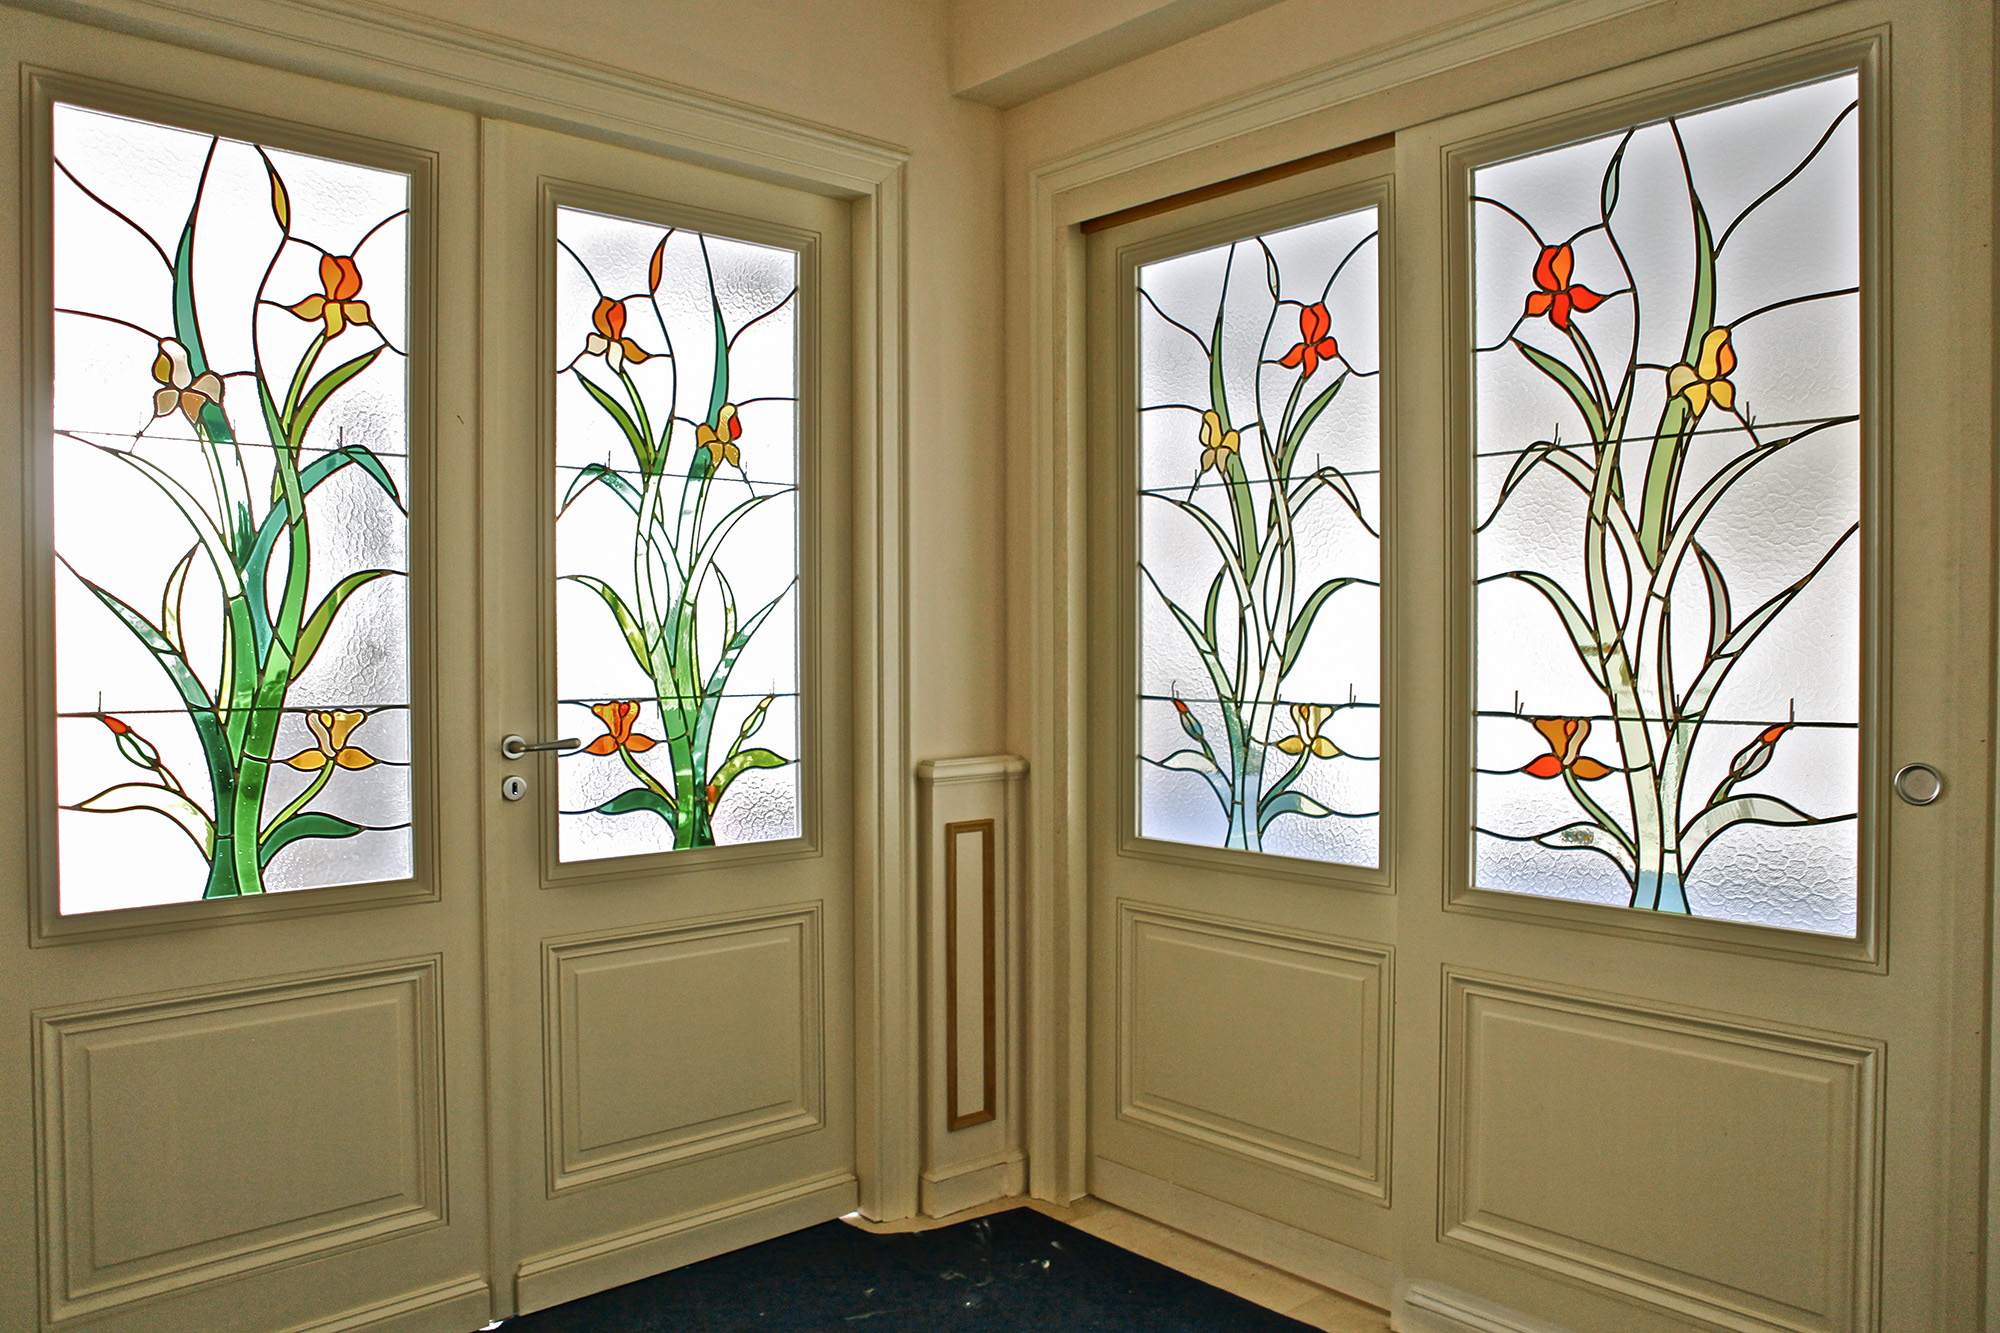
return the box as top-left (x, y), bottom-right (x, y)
top-left (944, 816), bottom-right (997, 1131)
top-left (1115, 899), bottom-right (1392, 1202)
top-left (540, 902), bottom-right (827, 1196)
top-left (1440, 968), bottom-right (1885, 1333)
top-left (33, 956), bottom-right (448, 1325)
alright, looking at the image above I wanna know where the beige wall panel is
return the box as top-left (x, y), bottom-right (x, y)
top-left (545, 908), bottom-right (824, 1193)
top-left (37, 961), bottom-right (444, 1322)
top-left (1119, 903), bottom-right (1389, 1197)
top-left (1443, 972), bottom-right (1881, 1333)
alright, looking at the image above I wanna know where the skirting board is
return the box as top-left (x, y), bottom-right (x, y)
top-left (1395, 1282), bottom-right (1578, 1333)
top-left (1090, 1157), bottom-right (1394, 1308)
top-left (513, 1172), bottom-right (857, 1314)
top-left (280, 1276), bottom-right (491, 1333)
top-left (921, 1151), bottom-right (1027, 1218)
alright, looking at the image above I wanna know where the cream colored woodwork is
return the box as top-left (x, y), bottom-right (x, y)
top-left (478, 119), bottom-right (858, 1317)
top-left (916, 755), bottom-right (1027, 1218)
top-left (1085, 149), bottom-right (1400, 1271)
top-left (0, 10), bottom-right (492, 1332)
top-left (1073, 3), bottom-right (1991, 1331)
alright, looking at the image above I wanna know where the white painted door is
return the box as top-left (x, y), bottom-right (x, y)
top-left (1085, 146), bottom-right (1401, 1301)
top-left (0, 10), bottom-right (493, 1331)
top-left (1086, 2), bottom-right (1991, 1330)
top-left (478, 119), bottom-right (857, 1315)
top-left (1389, 6), bottom-right (1988, 1330)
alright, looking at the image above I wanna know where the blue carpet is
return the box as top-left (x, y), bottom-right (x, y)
top-left (501, 1205), bottom-right (1320, 1331)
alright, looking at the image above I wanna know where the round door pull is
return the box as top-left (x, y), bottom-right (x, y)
top-left (1893, 763), bottom-right (1943, 806)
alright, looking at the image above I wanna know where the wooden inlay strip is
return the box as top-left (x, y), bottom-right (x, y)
top-left (944, 818), bottom-right (998, 1131)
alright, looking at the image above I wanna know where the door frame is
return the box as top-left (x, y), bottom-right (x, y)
top-left (11, 0), bottom-right (922, 1225)
top-left (1019, 0), bottom-right (1995, 1316)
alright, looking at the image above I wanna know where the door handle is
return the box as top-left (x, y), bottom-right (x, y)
top-left (502, 734), bottom-right (581, 760)
top-left (1893, 763), bottom-right (1943, 806)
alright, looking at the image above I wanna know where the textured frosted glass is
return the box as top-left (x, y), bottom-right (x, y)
top-left (52, 104), bottom-right (412, 913)
top-left (1135, 207), bottom-right (1380, 866)
top-left (1471, 73), bottom-right (1861, 934)
top-left (554, 207), bottom-right (800, 860)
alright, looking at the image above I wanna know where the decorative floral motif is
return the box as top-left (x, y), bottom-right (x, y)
top-left (583, 700), bottom-right (658, 755)
top-left (287, 253), bottom-right (372, 339)
top-left (1667, 326), bottom-right (1737, 417)
top-left (1520, 717), bottom-right (1614, 780)
top-left (697, 404), bottom-right (742, 469)
top-left (149, 338), bottom-right (225, 425)
top-left (1278, 302), bottom-right (1340, 376)
top-left (1196, 408), bottom-right (1238, 477)
top-left (1522, 244), bottom-right (1606, 330)
top-left (59, 111), bottom-right (407, 902)
top-left (1275, 703), bottom-right (1340, 759)
top-left (585, 297), bottom-right (652, 372)
top-left (281, 710), bottom-right (380, 771)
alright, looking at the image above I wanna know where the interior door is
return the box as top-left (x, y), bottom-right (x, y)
top-left (0, 10), bottom-right (492, 1332)
top-left (479, 120), bottom-right (857, 1315)
top-left (1085, 148), bottom-right (1401, 1301)
top-left (1391, 6), bottom-right (1989, 1330)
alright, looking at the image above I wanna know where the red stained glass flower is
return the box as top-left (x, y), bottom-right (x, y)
top-left (1278, 302), bottom-right (1339, 377)
top-left (1523, 245), bottom-right (1606, 331)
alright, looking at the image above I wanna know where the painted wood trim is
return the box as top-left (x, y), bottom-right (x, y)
top-left (944, 818), bottom-right (998, 1131)
top-left (1079, 131), bottom-right (1394, 232)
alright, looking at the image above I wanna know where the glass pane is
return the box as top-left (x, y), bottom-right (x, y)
top-left (1135, 207), bottom-right (1381, 866)
top-left (553, 207), bottom-right (800, 860)
top-left (52, 104), bottom-right (413, 913)
top-left (1471, 73), bottom-right (1861, 934)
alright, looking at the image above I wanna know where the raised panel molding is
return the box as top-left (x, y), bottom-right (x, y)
top-left (1441, 971), bottom-right (1883, 1333)
top-left (1116, 901), bottom-right (1391, 1200)
top-left (916, 755), bottom-right (1025, 1217)
top-left (542, 905), bottom-right (825, 1193)
top-left (35, 959), bottom-right (446, 1323)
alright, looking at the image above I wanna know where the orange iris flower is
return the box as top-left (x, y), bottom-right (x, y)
top-left (584, 701), bottom-right (657, 754)
top-left (1522, 717), bottom-right (1614, 780)
top-left (697, 403), bottom-right (743, 469)
top-left (288, 254), bottom-right (372, 339)
top-left (1278, 302), bottom-right (1339, 377)
top-left (585, 298), bottom-right (652, 373)
top-left (1523, 245), bottom-right (1606, 331)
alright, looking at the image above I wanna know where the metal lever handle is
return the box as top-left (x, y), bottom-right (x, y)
top-left (502, 734), bottom-right (580, 760)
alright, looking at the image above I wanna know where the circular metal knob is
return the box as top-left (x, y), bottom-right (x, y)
top-left (1893, 763), bottom-right (1943, 806)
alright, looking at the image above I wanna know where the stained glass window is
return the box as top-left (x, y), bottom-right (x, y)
top-left (1472, 73), bottom-right (1861, 934)
top-left (554, 207), bottom-right (800, 861)
top-left (53, 104), bottom-right (413, 914)
top-left (1136, 207), bottom-right (1381, 866)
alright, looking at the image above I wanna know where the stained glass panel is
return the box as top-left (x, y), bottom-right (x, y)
top-left (52, 103), bottom-right (413, 914)
top-left (554, 207), bottom-right (800, 860)
top-left (1136, 207), bottom-right (1381, 866)
top-left (1471, 73), bottom-right (1861, 934)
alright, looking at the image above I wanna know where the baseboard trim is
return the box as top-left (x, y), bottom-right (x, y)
top-left (1396, 1282), bottom-right (1577, 1333)
top-left (1090, 1157), bottom-right (1394, 1309)
top-left (279, 1276), bottom-right (491, 1333)
top-left (921, 1151), bottom-right (1026, 1218)
top-left (513, 1171), bottom-right (858, 1314)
